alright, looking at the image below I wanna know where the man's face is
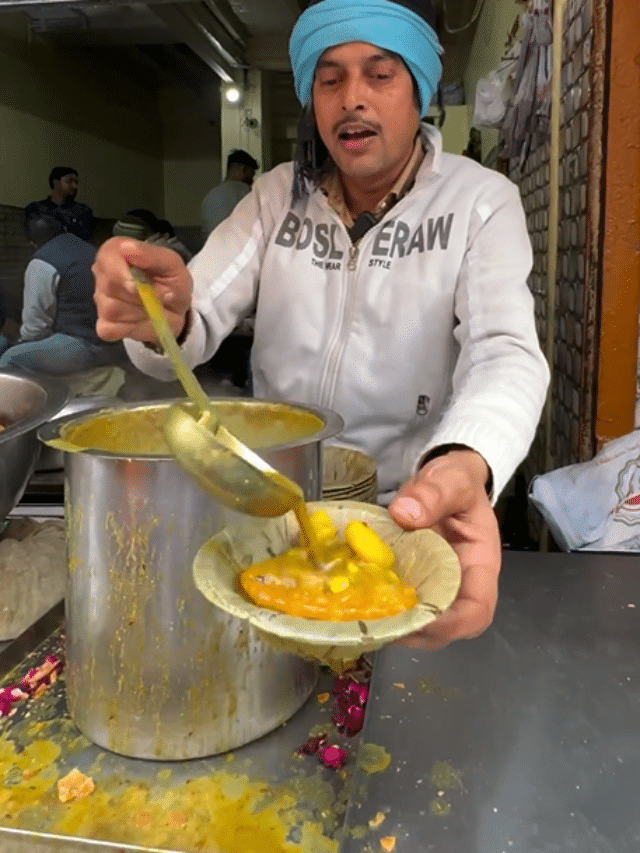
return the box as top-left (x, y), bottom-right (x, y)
top-left (312, 41), bottom-right (420, 186)
top-left (241, 166), bottom-right (255, 186)
top-left (55, 173), bottom-right (78, 201)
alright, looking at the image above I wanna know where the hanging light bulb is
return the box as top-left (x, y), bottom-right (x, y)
top-left (224, 86), bottom-right (241, 104)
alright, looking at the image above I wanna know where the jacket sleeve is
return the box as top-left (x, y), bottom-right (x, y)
top-left (411, 177), bottom-right (550, 500)
top-left (124, 172), bottom-right (282, 381)
top-left (20, 259), bottom-right (59, 341)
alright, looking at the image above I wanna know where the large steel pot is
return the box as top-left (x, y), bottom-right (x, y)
top-left (38, 398), bottom-right (343, 760)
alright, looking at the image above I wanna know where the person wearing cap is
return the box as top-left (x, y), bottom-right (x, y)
top-left (91, 0), bottom-right (549, 650)
top-left (114, 211), bottom-right (193, 264)
top-left (200, 149), bottom-right (260, 237)
top-left (24, 167), bottom-right (94, 241)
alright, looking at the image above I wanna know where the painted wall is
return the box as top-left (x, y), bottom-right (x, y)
top-left (431, 105), bottom-right (470, 155)
top-left (0, 16), bottom-right (164, 218)
top-left (220, 69), bottom-right (264, 183)
top-left (161, 84), bottom-right (221, 228)
top-left (463, 0), bottom-right (523, 161)
top-left (0, 102), bottom-right (164, 219)
top-left (162, 72), bottom-right (268, 230)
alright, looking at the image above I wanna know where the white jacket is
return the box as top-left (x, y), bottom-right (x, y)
top-left (126, 126), bottom-right (549, 502)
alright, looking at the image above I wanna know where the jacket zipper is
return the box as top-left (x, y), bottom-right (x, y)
top-left (317, 182), bottom-right (429, 408)
top-left (347, 244), bottom-right (359, 271)
top-left (319, 234), bottom-right (362, 410)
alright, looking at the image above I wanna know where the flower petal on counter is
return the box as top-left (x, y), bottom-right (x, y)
top-left (342, 704), bottom-right (365, 736)
top-left (319, 744), bottom-right (348, 770)
top-left (20, 655), bottom-right (63, 696)
top-left (297, 733), bottom-right (328, 755)
top-left (0, 686), bottom-right (28, 716)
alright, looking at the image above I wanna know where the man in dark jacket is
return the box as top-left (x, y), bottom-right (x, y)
top-left (0, 216), bottom-right (124, 374)
top-left (24, 167), bottom-right (94, 241)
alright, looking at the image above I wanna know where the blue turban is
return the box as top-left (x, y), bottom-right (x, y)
top-left (289, 0), bottom-right (443, 118)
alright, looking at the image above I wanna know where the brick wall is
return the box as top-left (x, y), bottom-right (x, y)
top-left (512, 0), bottom-right (598, 482)
top-left (503, 0), bottom-right (602, 547)
top-left (0, 204), bottom-right (32, 325)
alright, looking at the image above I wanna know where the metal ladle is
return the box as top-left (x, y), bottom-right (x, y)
top-left (132, 268), bottom-right (303, 517)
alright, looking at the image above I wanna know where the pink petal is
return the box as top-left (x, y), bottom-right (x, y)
top-left (332, 676), bottom-right (351, 697)
top-left (319, 744), bottom-right (348, 770)
top-left (345, 680), bottom-right (369, 706)
top-left (19, 655), bottom-right (64, 695)
top-left (332, 697), bottom-right (349, 729)
top-left (297, 733), bottom-right (328, 755)
top-left (343, 705), bottom-right (365, 736)
top-left (0, 685), bottom-right (23, 716)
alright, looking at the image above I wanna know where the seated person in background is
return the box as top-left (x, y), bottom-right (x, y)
top-left (146, 218), bottom-right (193, 264)
top-left (200, 149), bottom-right (259, 237)
top-left (112, 212), bottom-right (156, 242)
top-left (124, 209), bottom-right (192, 263)
top-left (24, 167), bottom-right (94, 241)
top-left (0, 216), bottom-right (125, 375)
top-left (126, 208), bottom-right (160, 230)
top-left (115, 213), bottom-right (250, 392)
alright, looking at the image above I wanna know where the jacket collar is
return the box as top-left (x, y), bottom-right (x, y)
top-left (418, 122), bottom-right (443, 178)
top-left (320, 131), bottom-right (428, 228)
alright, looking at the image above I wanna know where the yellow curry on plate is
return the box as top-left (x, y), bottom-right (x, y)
top-left (239, 510), bottom-right (417, 621)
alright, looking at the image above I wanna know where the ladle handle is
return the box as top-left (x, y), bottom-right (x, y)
top-left (130, 267), bottom-right (213, 417)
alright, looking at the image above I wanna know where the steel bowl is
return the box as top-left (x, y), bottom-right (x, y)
top-left (0, 369), bottom-right (69, 520)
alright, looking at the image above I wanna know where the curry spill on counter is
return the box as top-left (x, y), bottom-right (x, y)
top-left (1, 647), bottom-right (396, 852)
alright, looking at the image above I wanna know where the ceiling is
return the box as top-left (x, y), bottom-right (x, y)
top-left (0, 0), bottom-right (481, 97)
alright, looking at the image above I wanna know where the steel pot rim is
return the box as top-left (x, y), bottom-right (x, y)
top-left (37, 396), bottom-right (344, 460)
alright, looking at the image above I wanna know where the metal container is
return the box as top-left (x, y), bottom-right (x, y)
top-left (38, 398), bottom-right (343, 760)
top-left (35, 395), bottom-right (122, 471)
top-left (0, 369), bottom-right (69, 520)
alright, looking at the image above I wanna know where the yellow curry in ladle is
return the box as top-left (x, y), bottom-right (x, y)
top-left (239, 508), bottom-right (417, 621)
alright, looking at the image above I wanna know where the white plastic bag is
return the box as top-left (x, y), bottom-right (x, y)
top-left (473, 64), bottom-right (512, 128)
top-left (529, 430), bottom-right (640, 552)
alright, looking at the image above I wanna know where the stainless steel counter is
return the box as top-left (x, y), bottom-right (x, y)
top-left (2, 550), bottom-right (640, 852)
top-left (342, 550), bottom-right (640, 853)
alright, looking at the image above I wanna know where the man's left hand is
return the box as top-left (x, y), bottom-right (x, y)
top-left (387, 448), bottom-right (501, 650)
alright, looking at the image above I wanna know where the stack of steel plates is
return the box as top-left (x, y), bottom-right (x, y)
top-left (321, 446), bottom-right (377, 504)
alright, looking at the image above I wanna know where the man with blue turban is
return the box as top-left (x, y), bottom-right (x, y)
top-left (92, 0), bottom-right (549, 651)
top-left (289, 0), bottom-right (443, 200)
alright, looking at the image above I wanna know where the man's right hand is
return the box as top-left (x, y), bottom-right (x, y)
top-left (92, 237), bottom-right (193, 344)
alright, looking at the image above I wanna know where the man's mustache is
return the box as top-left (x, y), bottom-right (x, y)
top-left (333, 116), bottom-right (380, 135)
